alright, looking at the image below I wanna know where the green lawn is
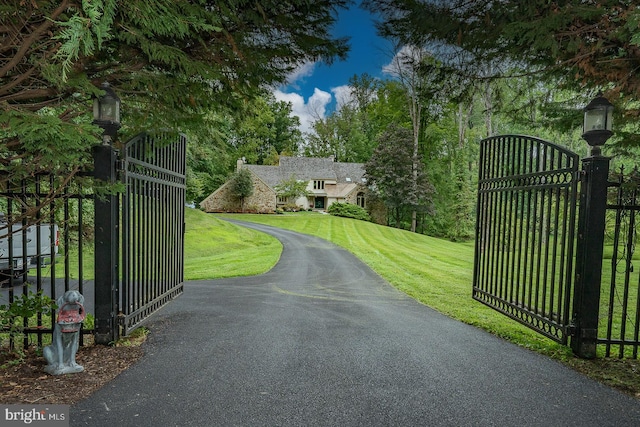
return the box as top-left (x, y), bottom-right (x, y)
top-left (183, 208), bottom-right (281, 279)
top-left (49, 208), bottom-right (282, 281)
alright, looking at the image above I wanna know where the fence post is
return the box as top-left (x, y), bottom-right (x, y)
top-left (93, 144), bottom-right (119, 345)
top-left (571, 154), bottom-right (610, 358)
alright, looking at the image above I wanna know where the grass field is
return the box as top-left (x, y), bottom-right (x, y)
top-left (183, 208), bottom-right (281, 279)
top-left (49, 208), bottom-right (281, 281)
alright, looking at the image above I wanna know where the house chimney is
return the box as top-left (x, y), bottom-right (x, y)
top-left (237, 157), bottom-right (246, 171)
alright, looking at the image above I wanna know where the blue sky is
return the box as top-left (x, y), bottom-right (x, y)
top-left (273, 3), bottom-right (394, 134)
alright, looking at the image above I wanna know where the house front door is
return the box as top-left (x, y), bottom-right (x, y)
top-left (314, 197), bottom-right (325, 209)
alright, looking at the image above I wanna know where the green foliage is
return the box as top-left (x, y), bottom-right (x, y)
top-left (233, 95), bottom-right (304, 165)
top-left (364, 124), bottom-right (434, 229)
top-left (0, 291), bottom-right (57, 335)
top-left (306, 106), bottom-right (372, 162)
top-left (274, 176), bottom-right (311, 200)
top-left (230, 169), bottom-right (254, 198)
top-left (5, 1), bottom-right (350, 130)
top-left (53, 0), bottom-right (117, 80)
top-left (327, 202), bottom-right (371, 222)
top-left (306, 75), bottom-right (388, 162)
top-left (363, 0), bottom-right (640, 146)
top-left (185, 112), bottom-right (235, 203)
top-left (1, 109), bottom-right (97, 178)
top-left (2, 1), bottom-right (350, 217)
top-left (229, 169), bottom-right (254, 212)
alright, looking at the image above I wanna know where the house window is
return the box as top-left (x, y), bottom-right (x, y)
top-left (357, 192), bottom-right (365, 208)
top-left (277, 196), bottom-right (289, 204)
top-left (313, 180), bottom-right (325, 190)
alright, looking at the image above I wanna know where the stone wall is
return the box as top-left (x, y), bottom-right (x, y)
top-left (200, 174), bottom-right (276, 213)
top-left (344, 189), bottom-right (359, 205)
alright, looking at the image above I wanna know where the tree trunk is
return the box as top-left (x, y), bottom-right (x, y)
top-left (483, 80), bottom-right (494, 138)
top-left (410, 91), bottom-right (420, 233)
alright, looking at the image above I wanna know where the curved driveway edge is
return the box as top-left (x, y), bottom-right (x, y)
top-left (72, 221), bottom-right (640, 426)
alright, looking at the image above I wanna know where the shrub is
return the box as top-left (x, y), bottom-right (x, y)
top-left (282, 203), bottom-right (302, 212)
top-left (327, 203), bottom-right (370, 221)
top-left (1, 291), bottom-right (57, 349)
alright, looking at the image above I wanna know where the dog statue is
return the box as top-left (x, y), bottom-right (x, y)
top-left (43, 290), bottom-right (86, 375)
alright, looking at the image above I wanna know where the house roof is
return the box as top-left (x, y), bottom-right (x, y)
top-left (244, 156), bottom-right (365, 189)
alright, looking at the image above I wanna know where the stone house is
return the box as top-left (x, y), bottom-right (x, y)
top-left (200, 156), bottom-right (369, 214)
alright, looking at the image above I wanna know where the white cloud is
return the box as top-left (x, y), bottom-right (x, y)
top-left (382, 45), bottom-right (425, 78)
top-left (331, 85), bottom-right (353, 111)
top-left (274, 88), bottom-right (332, 135)
top-left (285, 62), bottom-right (316, 88)
top-left (307, 88), bottom-right (332, 120)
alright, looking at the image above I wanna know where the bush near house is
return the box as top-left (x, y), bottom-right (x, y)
top-left (282, 203), bottom-right (303, 212)
top-left (327, 202), bottom-right (371, 221)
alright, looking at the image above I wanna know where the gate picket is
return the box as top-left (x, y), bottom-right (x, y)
top-left (473, 135), bottom-right (580, 344)
top-left (120, 132), bottom-right (186, 336)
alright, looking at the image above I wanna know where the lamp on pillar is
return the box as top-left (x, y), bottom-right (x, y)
top-left (582, 92), bottom-right (613, 156)
top-left (93, 82), bottom-right (121, 144)
top-left (571, 92), bottom-right (613, 358)
top-left (92, 82), bottom-right (120, 344)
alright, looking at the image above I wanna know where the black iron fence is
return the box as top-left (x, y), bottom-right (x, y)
top-left (119, 132), bottom-right (186, 336)
top-left (474, 135), bottom-right (640, 359)
top-left (601, 167), bottom-right (640, 357)
top-left (0, 170), bottom-right (94, 349)
top-left (1, 132), bottom-right (185, 349)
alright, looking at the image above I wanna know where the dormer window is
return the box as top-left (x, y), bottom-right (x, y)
top-left (313, 180), bottom-right (325, 190)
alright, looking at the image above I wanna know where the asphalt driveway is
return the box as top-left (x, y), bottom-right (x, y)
top-left (72, 221), bottom-right (640, 426)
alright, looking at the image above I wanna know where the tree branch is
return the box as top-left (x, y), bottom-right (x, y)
top-left (0, 0), bottom-right (70, 79)
top-left (0, 66), bottom-right (36, 96)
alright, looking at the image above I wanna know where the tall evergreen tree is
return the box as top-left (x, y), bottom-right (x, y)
top-left (1, 0), bottom-right (350, 178)
top-left (363, 0), bottom-right (640, 145)
top-left (364, 124), bottom-right (434, 229)
top-left (1, 1), bottom-right (350, 219)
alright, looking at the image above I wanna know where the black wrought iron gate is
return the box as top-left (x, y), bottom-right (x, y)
top-left (120, 132), bottom-right (186, 335)
top-left (1, 132), bottom-right (185, 347)
top-left (473, 135), bottom-right (580, 344)
top-left (94, 132), bottom-right (185, 343)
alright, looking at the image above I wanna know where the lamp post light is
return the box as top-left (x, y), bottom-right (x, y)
top-left (571, 92), bottom-right (613, 358)
top-left (93, 82), bottom-right (121, 144)
top-left (92, 81), bottom-right (120, 344)
top-left (582, 92), bottom-right (614, 156)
